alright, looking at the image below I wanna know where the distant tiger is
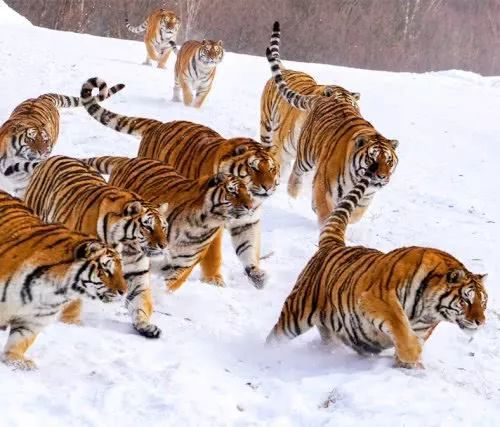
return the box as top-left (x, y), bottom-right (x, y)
top-left (126, 8), bottom-right (180, 68)
top-left (0, 189), bottom-right (126, 370)
top-left (81, 77), bottom-right (279, 289)
top-left (266, 22), bottom-right (398, 225)
top-left (24, 156), bottom-right (168, 339)
top-left (260, 68), bottom-right (360, 164)
top-left (173, 40), bottom-right (224, 108)
top-left (0, 80), bottom-right (124, 197)
top-left (267, 171), bottom-right (488, 369)
top-left (82, 156), bottom-right (253, 292)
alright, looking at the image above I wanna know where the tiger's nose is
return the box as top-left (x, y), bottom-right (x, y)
top-left (475, 318), bottom-right (485, 326)
top-left (368, 163), bottom-right (378, 174)
top-left (117, 289), bottom-right (125, 296)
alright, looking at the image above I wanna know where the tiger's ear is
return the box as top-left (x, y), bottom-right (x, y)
top-left (355, 136), bottom-right (367, 149)
top-left (124, 200), bottom-right (142, 216)
top-left (447, 268), bottom-right (466, 285)
top-left (389, 139), bottom-right (399, 149)
top-left (75, 241), bottom-right (103, 259)
top-left (477, 273), bottom-right (488, 282)
top-left (207, 172), bottom-right (225, 187)
top-left (159, 203), bottom-right (169, 217)
top-left (202, 39), bottom-right (207, 46)
top-left (323, 86), bottom-right (334, 97)
top-left (352, 92), bottom-right (361, 100)
top-left (232, 145), bottom-right (248, 156)
top-left (217, 40), bottom-right (223, 47)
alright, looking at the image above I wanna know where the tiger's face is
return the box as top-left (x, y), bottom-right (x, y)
top-left (200, 40), bottom-right (224, 65)
top-left (106, 200), bottom-right (169, 258)
top-left (351, 133), bottom-right (398, 188)
top-left (11, 125), bottom-right (51, 161)
top-left (323, 86), bottom-right (360, 111)
top-left (223, 142), bottom-right (280, 200)
top-left (71, 240), bottom-right (126, 303)
top-left (205, 173), bottom-right (254, 219)
top-left (433, 269), bottom-right (488, 335)
top-left (160, 12), bottom-right (180, 35)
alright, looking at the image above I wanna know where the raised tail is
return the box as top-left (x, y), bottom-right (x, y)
top-left (43, 82), bottom-right (125, 108)
top-left (81, 77), bottom-right (159, 138)
top-left (319, 176), bottom-right (371, 248)
top-left (80, 156), bottom-right (130, 175)
top-left (266, 21), bottom-right (315, 112)
top-left (125, 17), bottom-right (148, 34)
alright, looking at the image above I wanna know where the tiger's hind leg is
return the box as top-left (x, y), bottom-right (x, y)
top-left (172, 75), bottom-right (182, 102)
top-left (124, 257), bottom-right (161, 339)
top-left (144, 41), bottom-right (158, 66)
top-left (359, 292), bottom-right (424, 369)
top-left (228, 211), bottom-right (267, 289)
top-left (199, 228), bottom-right (225, 287)
top-left (287, 159), bottom-right (305, 199)
top-left (179, 77), bottom-right (194, 106)
top-left (3, 319), bottom-right (45, 370)
top-left (60, 299), bottom-right (82, 325)
top-left (312, 168), bottom-right (334, 227)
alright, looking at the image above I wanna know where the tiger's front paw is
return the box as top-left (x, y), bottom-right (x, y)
top-left (394, 358), bottom-right (425, 370)
top-left (3, 353), bottom-right (37, 370)
top-left (134, 321), bottom-right (162, 339)
top-left (245, 266), bottom-right (267, 289)
top-left (201, 274), bottom-right (226, 287)
top-left (395, 335), bottom-right (423, 368)
top-left (287, 175), bottom-right (302, 198)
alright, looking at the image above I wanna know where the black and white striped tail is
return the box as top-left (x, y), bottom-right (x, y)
top-left (46, 82), bottom-right (125, 108)
top-left (125, 17), bottom-right (148, 34)
top-left (80, 156), bottom-right (128, 175)
top-left (81, 77), bottom-right (157, 137)
top-left (266, 22), bottom-right (314, 112)
top-left (319, 177), bottom-right (371, 247)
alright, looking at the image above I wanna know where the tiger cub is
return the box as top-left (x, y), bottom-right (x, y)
top-left (80, 77), bottom-right (279, 289)
top-left (267, 172), bottom-right (487, 369)
top-left (266, 22), bottom-right (398, 225)
top-left (126, 8), bottom-right (180, 68)
top-left (0, 80), bottom-right (124, 197)
top-left (172, 40), bottom-right (224, 108)
top-left (24, 156), bottom-right (168, 339)
top-left (0, 190), bottom-right (126, 369)
top-left (82, 156), bottom-right (253, 292)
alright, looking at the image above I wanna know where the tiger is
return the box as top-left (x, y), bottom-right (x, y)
top-left (172, 39), bottom-right (224, 108)
top-left (80, 77), bottom-right (279, 289)
top-left (265, 21), bottom-right (398, 225)
top-left (23, 155), bottom-right (169, 339)
top-left (81, 155), bottom-right (254, 292)
top-left (0, 80), bottom-right (124, 197)
top-left (126, 8), bottom-right (180, 68)
top-left (0, 189), bottom-right (126, 370)
top-left (267, 170), bottom-right (488, 369)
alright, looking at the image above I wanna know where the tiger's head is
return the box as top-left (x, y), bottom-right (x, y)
top-left (202, 173), bottom-right (254, 220)
top-left (322, 85), bottom-right (360, 111)
top-left (351, 132), bottom-right (398, 188)
top-left (428, 263), bottom-right (488, 335)
top-left (104, 199), bottom-right (169, 259)
top-left (160, 11), bottom-right (180, 35)
top-left (70, 240), bottom-right (127, 303)
top-left (6, 123), bottom-right (51, 161)
top-left (199, 40), bottom-right (224, 65)
top-left (221, 140), bottom-right (280, 200)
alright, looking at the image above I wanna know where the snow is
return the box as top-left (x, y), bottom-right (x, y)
top-left (0, 2), bottom-right (499, 426)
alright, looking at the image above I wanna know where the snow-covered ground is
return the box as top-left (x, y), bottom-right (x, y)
top-left (0, 3), bottom-right (499, 426)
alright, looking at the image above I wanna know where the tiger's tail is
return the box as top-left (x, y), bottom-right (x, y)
top-left (319, 176), bottom-right (371, 248)
top-left (80, 156), bottom-right (130, 175)
top-left (44, 82), bottom-right (125, 108)
top-left (266, 21), bottom-right (315, 112)
top-left (125, 17), bottom-right (148, 34)
top-left (81, 77), bottom-right (159, 138)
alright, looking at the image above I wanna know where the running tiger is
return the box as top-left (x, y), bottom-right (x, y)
top-left (266, 22), bottom-right (398, 225)
top-left (82, 156), bottom-right (253, 291)
top-left (126, 8), bottom-right (180, 68)
top-left (267, 171), bottom-right (487, 369)
top-left (0, 190), bottom-right (126, 370)
top-left (24, 156), bottom-right (168, 339)
top-left (81, 77), bottom-right (279, 289)
top-left (0, 80), bottom-right (124, 197)
top-left (172, 40), bottom-right (224, 108)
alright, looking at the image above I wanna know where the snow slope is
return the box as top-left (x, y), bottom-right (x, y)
top-left (0, 3), bottom-right (499, 426)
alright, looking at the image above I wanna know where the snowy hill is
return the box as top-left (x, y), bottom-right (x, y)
top-left (0, 3), bottom-right (499, 426)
